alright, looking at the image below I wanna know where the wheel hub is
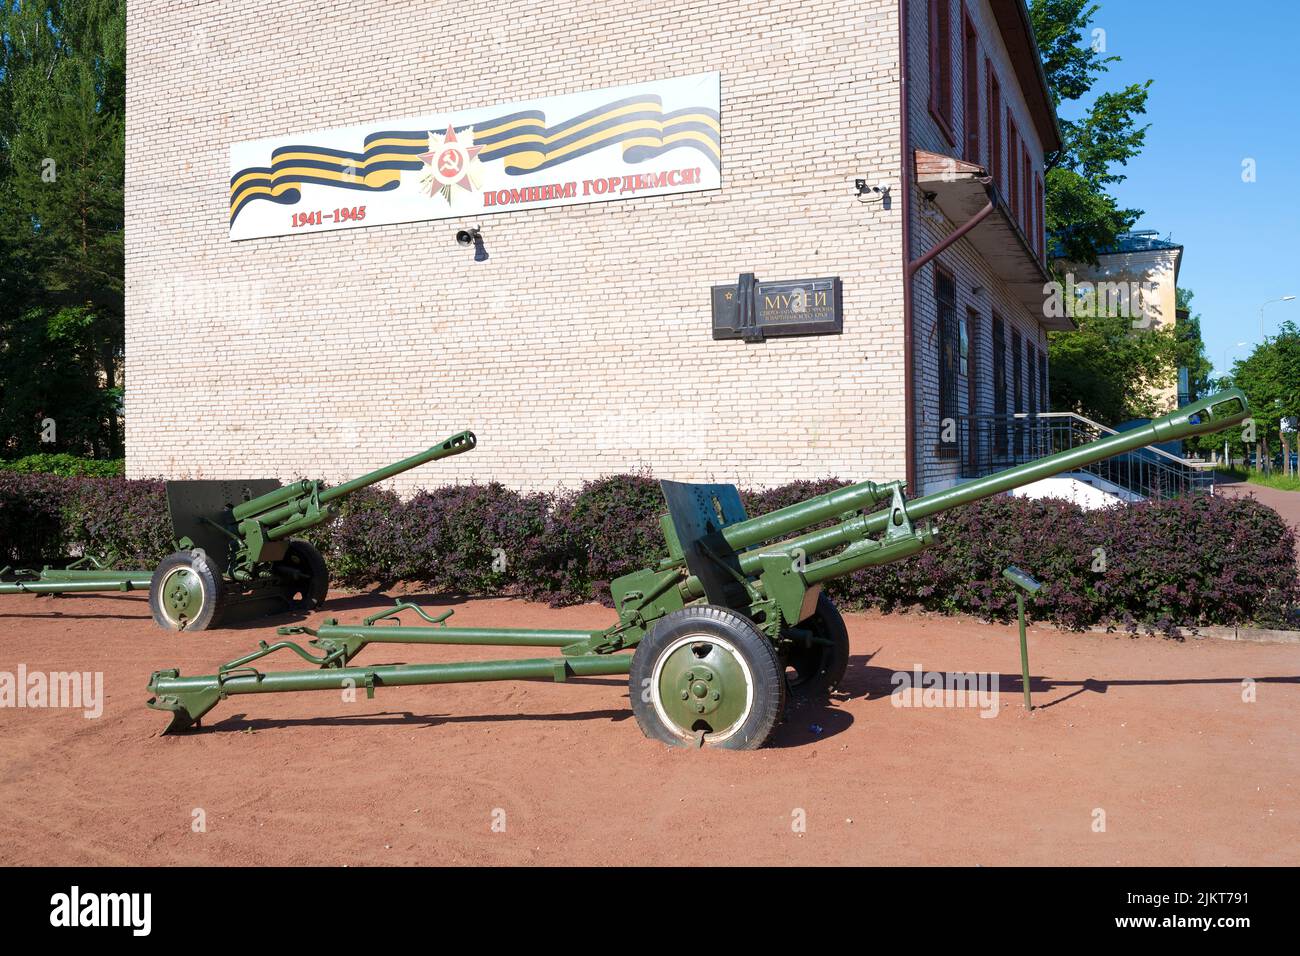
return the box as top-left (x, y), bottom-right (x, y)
top-left (656, 639), bottom-right (750, 735)
top-left (160, 567), bottom-right (204, 624)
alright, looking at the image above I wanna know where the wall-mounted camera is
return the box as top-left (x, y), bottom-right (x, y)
top-left (854, 179), bottom-right (892, 206)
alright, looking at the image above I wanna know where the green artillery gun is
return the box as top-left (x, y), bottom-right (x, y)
top-left (146, 390), bottom-right (1247, 747)
top-left (2, 431), bottom-right (476, 631)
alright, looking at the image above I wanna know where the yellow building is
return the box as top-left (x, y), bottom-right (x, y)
top-left (1063, 230), bottom-right (1184, 412)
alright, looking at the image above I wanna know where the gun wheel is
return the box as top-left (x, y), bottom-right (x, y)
top-left (630, 605), bottom-right (784, 750)
top-left (149, 551), bottom-right (225, 632)
top-left (276, 539), bottom-right (329, 610)
top-left (784, 594), bottom-right (850, 700)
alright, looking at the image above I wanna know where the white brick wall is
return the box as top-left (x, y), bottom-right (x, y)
top-left (125, 0), bottom-right (1053, 498)
top-left (125, 0), bottom-right (905, 494)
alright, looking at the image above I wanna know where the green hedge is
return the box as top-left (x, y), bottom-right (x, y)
top-left (0, 471), bottom-right (1295, 632)
top-left (0, 454), bottom-right (124, 478)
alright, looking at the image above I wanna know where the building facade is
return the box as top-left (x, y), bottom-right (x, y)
top-left (124, 0), bottom-right (1059, 495)
top-left (1064, 230), bottom-right (1186, 414)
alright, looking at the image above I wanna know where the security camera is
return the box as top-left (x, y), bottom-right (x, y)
top-left (854, 179), bottom-right (892, 201)
top-left (455, 227), bottom-right (480, 246)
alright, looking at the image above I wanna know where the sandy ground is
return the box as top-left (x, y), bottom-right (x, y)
top-left (0, 590), bottom-right (1295, 866)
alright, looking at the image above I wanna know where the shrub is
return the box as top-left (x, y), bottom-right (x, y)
top-left (0, 470), bottom-right (1293, 631)
top-left (61, 477), bottom-right (172, 568)
top-left (0, 454), bottom-right (124, 478)
top-left (523, 474), bottom-right (665, 606)
top-left (826, 493), bottom-right (1298, 632)
top-left (0, 471), bottom-right (69, 567)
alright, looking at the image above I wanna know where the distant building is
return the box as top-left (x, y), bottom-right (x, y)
top-left (1061, 230), bottom-right (1185, 412)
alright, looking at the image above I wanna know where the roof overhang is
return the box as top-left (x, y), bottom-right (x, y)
top-left (915, 150), bottom-right (1069, 330)
top-left (988, 0), bottom-right (1062, 154)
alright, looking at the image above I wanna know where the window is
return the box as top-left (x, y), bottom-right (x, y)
top-left (1022, 146), bottom-right (1032, 237)
top-left (992, 314), bottom-right (1007, 456)
top-left (1035, 173), bottom-right (1045, 261)
top-left (1007, 112), bottom-right (1020, 224)
top-left (929, 0), bottom-right (955, 143)
top-left (986, 62), bottom-right (1002, 190)
top-left (965, 308), bottom-right (980, 473)
top-left (1027, 341), bottom-right (1037, 417)
top-left (1011, 328), bottom-right (1023, 455)
top-left (936, 266), bottom-right (960, 443)
top-left (962, 10), bottom-right (980, 163)
top-left (1038, 349), bottom-right (1049, 411)
top-left (1011, 329), bottom-right (1022, 412)
top-left (959, 311), bottom-right (971, 378)
top-left (964, 308), bottom-right (979, 387)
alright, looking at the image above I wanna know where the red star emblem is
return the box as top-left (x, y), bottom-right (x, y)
top-left (419, 125), bottom-right (482, 195)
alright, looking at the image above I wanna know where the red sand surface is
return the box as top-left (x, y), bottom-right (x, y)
top-left (0, 591), bottom-right (1295, 865)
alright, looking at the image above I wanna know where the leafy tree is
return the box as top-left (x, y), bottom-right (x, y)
top-left (0, 0), bottom-right (125, 458)
top-left (1046, 304), bottom-right (1177, 425)
top-left (1046, 285), bottom-right (1213, 429)
top-left (1173, 288), bottom-right (1212, 400)
top-left (1227, 323), bottom-right (1300, 472)
top-left (1173, 288), bottom-right (1219, 456)
top-left (1032, 2), bottom-right (1166, 424)
top-left (1030, 0), bottom-right (1152, 265)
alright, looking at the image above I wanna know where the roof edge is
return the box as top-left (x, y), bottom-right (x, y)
top-left (990, 0), bottom-right (1063, 154)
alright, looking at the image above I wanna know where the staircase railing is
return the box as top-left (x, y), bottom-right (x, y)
top-left (943, 411), bottom-right (1215, 500)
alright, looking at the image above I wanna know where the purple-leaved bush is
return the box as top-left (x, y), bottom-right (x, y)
top-left (0, 472), bottom-right (1294, 631)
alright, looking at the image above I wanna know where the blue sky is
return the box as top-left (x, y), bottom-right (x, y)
top-left (1058, 1), bottom-right (1300, 376)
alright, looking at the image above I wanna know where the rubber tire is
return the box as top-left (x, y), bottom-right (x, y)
top-left (149, 550), bottom-right (226, 632)
top-left (629, 605), bottom-right (785, 751)
top-left (783, 594), bottom-right (850, 700)
top-left (277, 539), bottom-right (329, 611)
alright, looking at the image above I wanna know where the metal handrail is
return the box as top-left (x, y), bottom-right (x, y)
top-left (940, 411), bottom-right (1215, 501)
top-left (1014, 411), bottom-right (1214, 471)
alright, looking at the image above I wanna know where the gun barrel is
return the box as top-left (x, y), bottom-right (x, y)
top-left (318, 430), bottom-right (477, 505)
top-left (886, 388), bottom-right (1246, 530)
top-left (678, 388), bottom-right (1247, 600)
top-left (231, 480), bottom-right (313, 522)
top-left (717, 479), bottom-right (893, 553)
top-left (238, 430), bottom-right (477, 529)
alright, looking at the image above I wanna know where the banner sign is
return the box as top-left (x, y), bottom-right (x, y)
top-left (712, 274), bottom-right (844, 342)
top-left (228, 73), bottom-right (721, 240)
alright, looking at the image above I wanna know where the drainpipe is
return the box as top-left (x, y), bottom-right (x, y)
top-left (910, 186), bottom-right (996, 274)
top-left (898, 0), bottom-right (916, 494)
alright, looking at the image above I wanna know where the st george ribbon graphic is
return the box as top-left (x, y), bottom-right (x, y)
top-left (228, 74), bottom-right (722, 239)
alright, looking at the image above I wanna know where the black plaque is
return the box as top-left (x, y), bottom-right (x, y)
top-left (711, 275), bottom-right (843, 341)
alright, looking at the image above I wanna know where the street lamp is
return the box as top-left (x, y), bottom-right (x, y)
top-left (1221, 340), bottom-right (1248, 377)
top-left (1260, 295), bottom-right (1297, 340)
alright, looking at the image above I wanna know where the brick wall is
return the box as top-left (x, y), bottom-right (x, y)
top-left (125, 0), bottom-right (905, 494)
top-left (906, 0), bottom-right (1052, 492)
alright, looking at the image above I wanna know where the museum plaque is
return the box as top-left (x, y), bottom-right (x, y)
top-left (711, 274), bottom-right (843, 341)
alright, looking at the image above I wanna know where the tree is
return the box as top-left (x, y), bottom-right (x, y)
top-left (1171, 287), bottom-right (1221, 457)
top-left (0, 0), bottom-right (125, 459)
top-left (1030, 0), bottom-right (1152, 265)
top-left (1046, 298), bottom-right (1178, 424)
top-left (1032, 1), bottom-right (1162, 424)
top-left (1228, 324), bottom-right (1300, 473)
top-left (1173, 288), bottom-right (1213, 402)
